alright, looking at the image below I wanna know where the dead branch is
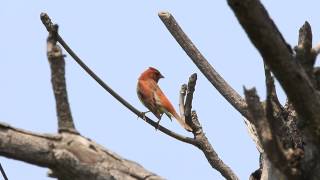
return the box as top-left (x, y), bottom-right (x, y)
top-left (47, 24), bottom-right (77, 134)
top-left (158, 11), bottom-right (249, 120)
top-left (40, 12), bottom-right (197, 146)
top-left (294, 22), bottom-right (317, 83)
top-left (41, 12), bottom-right (238, 179)
top-left (227, 0), bottom-right (320, 147)
top-left (180, 74), bottom-right (239, 180)
top-left (244, 88), bottom-right (298, 179)
top-left (0, 121), bottom-right (164, 180)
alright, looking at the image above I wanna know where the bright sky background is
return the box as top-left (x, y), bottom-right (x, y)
top-left (1, 1), bottom-right (320, 180)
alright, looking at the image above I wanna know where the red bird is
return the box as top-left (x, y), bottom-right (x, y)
top-left (137, 67), bottom-right (192, 132)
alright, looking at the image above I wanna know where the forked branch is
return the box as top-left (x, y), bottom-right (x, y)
top-left (180, 74), bottom-right (239, 180)
top-left (40, 12), bottom-right (196, 146)
top-left (227, 0), bottom-right (320, 145)
top-left (41, 12), bottom-right (238, 180)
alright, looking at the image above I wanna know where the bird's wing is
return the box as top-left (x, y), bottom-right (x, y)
top-left (154, 86), bottom-right (192, 131)
top-left (137, 80), bottom-right (162, 119)
top-left (153, 85), bottom-right (176, 117)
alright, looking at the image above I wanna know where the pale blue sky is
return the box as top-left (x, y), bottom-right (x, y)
top-left (1, 1), bottom-right (320, 179)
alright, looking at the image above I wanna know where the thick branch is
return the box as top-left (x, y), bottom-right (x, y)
top-left (180, 75), bottom-right (239, 180)
top-left (227, 0), bottom-right (320, 144)
top-left (0, 121), bottom-right (164, 180)
top-left (158, 11), bottom-right (249, 119)
top-left (244, 88), bottom-right (301, 180)
top-left (47, 25), bottom-right (77, 134)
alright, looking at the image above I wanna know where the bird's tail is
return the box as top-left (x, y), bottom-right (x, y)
top-left (172, 112), bottom-right (192, 132)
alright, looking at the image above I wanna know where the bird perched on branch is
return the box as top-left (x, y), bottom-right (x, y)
top-left (137, 67), bottom-right (192, 132)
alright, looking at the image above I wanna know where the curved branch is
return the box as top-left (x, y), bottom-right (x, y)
top-left (158, 11), bottom-right (249, 120)
top-left (0, 121), bottom-right (164, 180)
top-left (40, 12), bottom-right (197, 146)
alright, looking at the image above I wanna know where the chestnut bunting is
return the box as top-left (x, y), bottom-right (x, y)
top-left (137, 67), bottom-right (192, 131)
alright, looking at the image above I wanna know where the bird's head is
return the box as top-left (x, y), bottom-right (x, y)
top-left (139, 67), bottom-right (164, 82)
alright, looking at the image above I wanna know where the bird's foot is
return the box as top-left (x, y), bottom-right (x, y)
top-left (138, 111), bottom-right (150, 121)
top-left (155, 119), bottom-right (161, 131)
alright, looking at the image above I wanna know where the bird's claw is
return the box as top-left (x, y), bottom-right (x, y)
top-left (138, 111), bottom-right (150, 121)
top-left (155, 119), bottom-right (161, 131)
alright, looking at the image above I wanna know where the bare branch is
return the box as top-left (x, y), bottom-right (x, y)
top-left (179, 74), bottom-right (239, 180)
top-left (264, 65), bottom-right (283, 113)
top-left (184, 73), bottom-right (197, 124)
top-left (294, 22), bottom-right (316, 77)
top-left (0, 164), bottom-right (8, 180)
top-left (158, 11), bottom-right (249, 120)
top-left (227, 0), bottom-right (320, 145)
top-left (297, 22), bottom-right (312, 52)
top-left (191, 112), bottom-right (238, 180)
top-left (244, 88), bottom-right (301, 180)
top-left (47, 24), bottom-right (77, 134)
top-left (0, 122), bottom-right (59, 167)
top-left (40, 12), bottom-right (197, 146)
top-left (0, 121), bottom-right (60, 140)
top-left (0, 121), bottom-right (164, 180)
top-left (179, 84), bottom-right (187, 121)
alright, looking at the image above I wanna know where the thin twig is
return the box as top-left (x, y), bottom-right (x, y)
top-left (180, 75), bottom-right (238, 180)
top-left (40, 12), bottom-right (196, 146)
top-left (184, 73), bottom-right (197, 123)
top-left (0, 163), bottom-right (8, 180)
top-left (178, 84), bottom-right (187, 121)
top-left (158, 11), bottom-right (249, 119)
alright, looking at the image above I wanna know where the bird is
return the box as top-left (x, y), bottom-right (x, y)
top-left (137, 67), bottom-right (192, 132)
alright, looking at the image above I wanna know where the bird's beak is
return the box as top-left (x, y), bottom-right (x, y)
top-left (159, 74), bottom-right (164, 79)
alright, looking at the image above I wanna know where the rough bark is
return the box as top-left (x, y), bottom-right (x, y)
top-left (227, 0), bottom-right (320, 147)
top-left (1, 1), bottom-right (320, 180)
top-left (47, 24), bottom-right (77, 134)
top-left (226, 0), bottom-right (320, 179)
top-left (0, 122), bottom-right (163, 180)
